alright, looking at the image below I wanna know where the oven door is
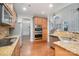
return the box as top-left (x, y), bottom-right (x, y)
top-left (35, 28), bottom-right (42, 39)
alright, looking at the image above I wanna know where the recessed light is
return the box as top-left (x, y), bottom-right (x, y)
top-left (28, 4), bottom-right (31, 7)
top-left (23, 7), bottom-right (27, 11)
top-left (49, 4), bottom-right (53, 8)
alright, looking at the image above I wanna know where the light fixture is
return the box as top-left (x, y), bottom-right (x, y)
top-left (49, 4), bottom-right (53, 8)
top-left (23, 7), bottom-right (27, 11)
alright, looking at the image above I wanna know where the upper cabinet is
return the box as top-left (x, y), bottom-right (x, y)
top-left (4, 3), bottom-right (17, 28)
top-left (0, 3), bottom-right (16, 28)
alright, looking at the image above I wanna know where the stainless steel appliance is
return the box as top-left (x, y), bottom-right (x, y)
top-left (35, 25), bottom-right (42, 39)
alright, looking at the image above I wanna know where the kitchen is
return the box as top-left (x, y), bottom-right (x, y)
top-left (0, 3), bottom-right (79, 56)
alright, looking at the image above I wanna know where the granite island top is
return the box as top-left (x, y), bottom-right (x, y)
top-left (54, 41), bottom-right (79, 56)
top-left (0, 35), bottom-right (19, 56)
top-left (49, 31), bottom-right (73, 38)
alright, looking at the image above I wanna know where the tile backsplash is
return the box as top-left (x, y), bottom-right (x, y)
top-left (0, 25), bottom-right (9, 39)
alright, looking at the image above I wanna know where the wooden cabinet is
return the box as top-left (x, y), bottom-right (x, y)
top-left (0, 4), bottom-right (12, 26)
top-left (38, 18), bottom-right (42, 25)
top-left (42, 18), bottom-right (47, 40)
top-left (34, 16), bottom-right (47, 41)
top-left (11, 14), bottom-right (16, 28)
top-left (34, 16), bottom-right (42, 25)
top-left (4, 3), bottom-right (16, 28)
top-left (54, 44), bottom-right (78, 56)
top-left (12, 40), bottom-right (20, 56)
top-left (42, 18), bottom-right (47, 28)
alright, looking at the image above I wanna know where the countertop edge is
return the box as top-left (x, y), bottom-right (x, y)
top-left (54, 41), bottom-right (79, 56)
top-left (0, 35), bottom-right (19, 56)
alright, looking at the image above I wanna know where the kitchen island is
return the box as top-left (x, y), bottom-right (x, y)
top-left (49, 31), bottom-right (73, 48)
top-left (54, 41), bottom-right (79, 56)
top-left (49, 30), bottom-right (79, 56)
top-left (0, 36), bottom-right (20, 56)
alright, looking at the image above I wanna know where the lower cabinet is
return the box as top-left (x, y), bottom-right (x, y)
top-left (12, 40), bottom-right (20, 56)
top-left (54, 45), bottom-right (78, 56)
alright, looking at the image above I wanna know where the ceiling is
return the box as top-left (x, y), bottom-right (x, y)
top-left (13, 3), bottom-right (71, 17)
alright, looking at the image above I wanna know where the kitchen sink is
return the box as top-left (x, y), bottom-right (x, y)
top-left (60, 37), bottom-right (79, 45)
top-left (0, 37), bottom-right (17, 47)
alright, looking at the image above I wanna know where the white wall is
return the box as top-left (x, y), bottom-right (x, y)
top-left (13, 16), bottom-right (34, 42)
top-left (12, 17), bottom-right (22, 35)
top-left (49, 3), bottom-right (79, 32)
top-left (22, 21), bottom-right (30, 36)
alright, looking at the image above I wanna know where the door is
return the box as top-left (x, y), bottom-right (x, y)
top-left (22, 22), bottom-right (30, 37)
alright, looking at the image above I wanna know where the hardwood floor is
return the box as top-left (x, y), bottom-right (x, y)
top-left (20, 36), bottom-right (32, 56)
top-left (20, 37), bottom-right (54, 56)
top-left (31, 40), bottom-right (55, 56)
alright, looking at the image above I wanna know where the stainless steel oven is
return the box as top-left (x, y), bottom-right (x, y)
top-left (35, 25), bottom-right (42, 39)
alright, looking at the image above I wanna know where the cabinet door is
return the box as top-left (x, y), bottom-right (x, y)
top-left (3, 7), bottom-right (10, 24)
top-left (38, 18), bottom-right (42, 25)
top-left (42, 18), bottom-right (47, 40)
top-left (4, 3), bottom-right (13, 15)
top-left (4, 3), bottom-right (16, 28)
top-left (34, 17), bottom-right (42, 25)
top-left (42, 18), bottom-right (47, 29)
top-left (10, 15), bottom-right (16, 28)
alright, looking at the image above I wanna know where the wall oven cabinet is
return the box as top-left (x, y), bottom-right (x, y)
top-left (34, 16), bottom-right (47, 40)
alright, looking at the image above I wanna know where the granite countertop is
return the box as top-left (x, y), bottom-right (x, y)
top-left (49, 31), bottom-right (73, 37)
top-left (49, 31), bottom-right (79, 41)
top-left (54, 41), bottom-right (79, 56)
top-left (0, 35), bottom-right (19, 56)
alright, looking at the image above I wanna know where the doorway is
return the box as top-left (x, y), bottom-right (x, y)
top-left (22, 18), bottom-right (31, 40)
top-left (20, 18), bottom-right (32, 56)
